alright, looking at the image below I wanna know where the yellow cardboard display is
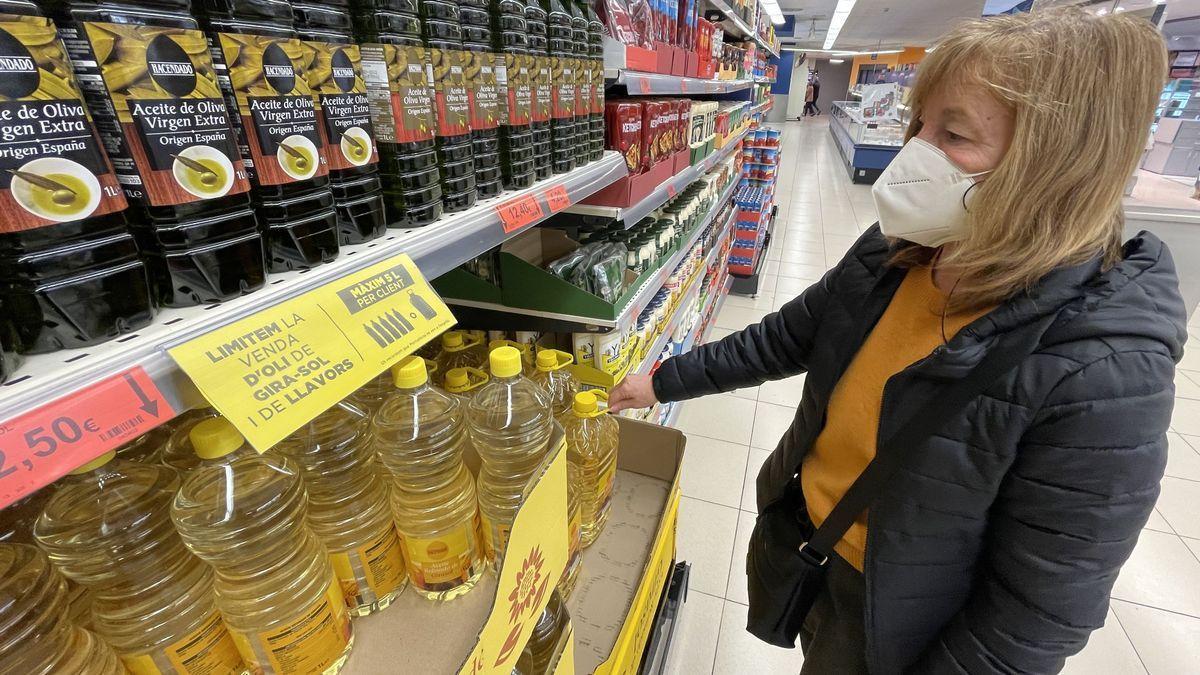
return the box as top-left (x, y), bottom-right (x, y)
top-left (168, 254), bottom-right (455, 451)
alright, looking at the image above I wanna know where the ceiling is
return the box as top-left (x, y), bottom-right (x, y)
top-left (776, 0), bottom-right (988, 51)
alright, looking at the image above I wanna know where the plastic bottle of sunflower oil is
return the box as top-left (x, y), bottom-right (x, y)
top-left (34, 451), bottom-right (246, 675)
top-left (171, 418), bottom-right (353, 675)
top-left (434, 330), bottom-right (487, 383)
top-left (530, 349), bottom-right (579, 420)
top-left (347, 358), bottom-right (438, 413)
top-left (468, 346), bottom-right (554, 566)
top-left (444, 366), bottom-right (490, 399)
top-left (557, 463), bottom-right (582, 598)
top-left (526, 589), bottom-right (570, 672)
top-left (565, 391), bottom-right (619, 547)
top-left (487, 338), bottom-right (537, 377)
top-left (372, 356), bottom-right (485, 601)
top-left (0, 542), bottom-right (123, 675)
top-left (273, 402), bottom-right (408, 617)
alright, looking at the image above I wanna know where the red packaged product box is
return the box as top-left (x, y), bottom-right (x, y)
top-left (606, 100), bottom-right (645, 174)
top-left (642, 100), bottom-right (665, 167)
top-left (674, 99), bottom-right (690, 152)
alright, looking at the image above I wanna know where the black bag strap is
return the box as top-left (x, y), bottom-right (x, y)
top-left (800, 317), bottom-right (1053, 565)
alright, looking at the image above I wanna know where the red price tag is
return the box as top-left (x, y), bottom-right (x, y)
top-left (495, 193), bottom-right (546, 233)
top-left (639, 78), bottom-right (651, 94)
top-left (0, 367), bottom-right (174, 508)
top-left (681, 79), bottom-right (689, 93)
top-left (667, 183), bottom-right (678, 198)
top-left (544, 185), bottom-right (571, 213)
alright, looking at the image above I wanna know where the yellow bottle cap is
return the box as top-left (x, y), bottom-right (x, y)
top-left (536, 349), bottom-right (573, 372)
top-left (392, 355), bottom-right (428, 389)
top-left (573, 391), bottom-right (598, 415)
top-left (442, 331), bottom-right (464, 349)
top-left (445, 367), bottom-right (488, 393)
top-left (69, 450), bottom-right (116, 474)
top-left (490, 345), bottom-right (523, 378)
top-left (190, 418), bottom-right (245, 460)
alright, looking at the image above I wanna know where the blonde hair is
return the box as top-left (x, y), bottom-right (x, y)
top-left (895, 7), bottom-right (1167, 311)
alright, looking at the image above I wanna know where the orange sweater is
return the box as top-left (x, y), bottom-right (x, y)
top-left (801, 266), bottom-right (993, 571)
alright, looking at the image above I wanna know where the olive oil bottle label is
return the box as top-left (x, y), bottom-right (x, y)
top-left (466, 51), bottom-right (499, 132)
top-left (429, 48), bottom-right (471, 139)
top-left (502, 53), bottom-right (532, 127)
top-left (228, 580), bottom-right (351, 675)
top-left (591, 58), bottom-right (604, 114)
top-left (550, 56), bottom-right (574, 121)
top-left (328, 525), bottom-right (408, 610)
top-left (298, 40), bottom-right (379, 172)
top-left (122, 610), bottom-right (244, 675)
top-left (211, 33), bottom-right (328, 187)
top-left (0, 16), bottom-right (126, 232)
top-left (531, 55), bottom-right (551, 124)
top-left (63, 22), bottom-right (250, 208)
top-left (401, 520), bottom-right (483, 591)
top-left (360, 43), bottom-right (434, 145)
top-left (575, 56), bottom-right (591, 118)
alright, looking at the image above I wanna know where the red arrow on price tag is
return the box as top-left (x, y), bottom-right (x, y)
top-left (495, 193), bottom-right (547, 233)
top-left (0, 367), bottom-right (174, 508)
top-left (544, 185), bottom-right (571, 213)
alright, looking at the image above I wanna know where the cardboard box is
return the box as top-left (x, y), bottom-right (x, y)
top-left (669, 46), bottom-right (686, 76)
top-left (581, 159), bottom-right (674, 208)
top-left (432, 266), bottom-right (503, 304)
top-left (671, 148), bottom-right (691, 174)
top-left (653, 42), bottom-right (673, 74)
top-left (568, 418), bottom-right (686, 674)
top-left (686, 52), bottom-right (699, 78)
top-left (344, 434), bottom-right (569, 675)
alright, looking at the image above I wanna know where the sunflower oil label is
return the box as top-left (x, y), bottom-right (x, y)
top-left (480, 512), bottom-right (513, 562)
top-left (211, 33), bottom-right (327, 187)
top-left (429, 47), bottom-right (470, 138)
top-left (122, 610), bottom-right (244, 675)
top-left (531, 54), bottom-right (551, 124)
top-left (596, 460), bottom-right (617, 515)
top-left (575, 56), bottom-right (590, 117)
top-left (550, 56), bottom-right (574, 121)
top-left (0, 16), bottom-right (126, 232)
top-left (467, 50), bottom-right (499, 132)
top-left (360, 43), bottom-right (434, 145)
top-left (590, 58), bottom-right (604, 114)
top-left (502, 53), bottom-right (532, 127)
top-left (402, 520), bottom-right (483, 590)
top-left (298, 39), bottom-right (378, 172)
top-left (228, 581), bottom-right (350, 675)
top-left (60, 22), bottom-right (250, 208)
top-left (328, 526), bottom-right (408, 610)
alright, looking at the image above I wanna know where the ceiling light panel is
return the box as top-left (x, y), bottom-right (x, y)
top-left (823, 0), bottom-right (858, 50)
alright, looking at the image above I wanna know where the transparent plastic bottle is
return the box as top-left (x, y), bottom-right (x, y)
top-left (488, 338), bottom-right (536, 377)
top-left (468, 346), bottom-right (553, 566)
top-left (273, 402), bottom-right (408, 617)
top-left (171, 418), bottom-right (353, 675)
top-left (434, 330), bottom-right (486, 383)
top-left (564, 391), bottom-right (619, 546)
top-left (34, 451), bottom-right (246, 675)
top-left (0, 542), bottom-right (124, 675)
top-left (557, 465), bottom-right (581, 598)
top-left (373, 357), bottom-right (485, 601)
top-left (527, 590), bottom-right (569, 672)
top-left (530, 349), bottom-right (579, 420)
top-left (159, 408), bottom-right (222, 474)
top-left (347, 358), bottom-right (438, 412)
top-left (444, 366), bottom-right (490, 399)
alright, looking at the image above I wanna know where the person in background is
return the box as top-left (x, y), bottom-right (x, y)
top-left (610, 8), bottom-right (1184, 674)
top-left (801, 77), bottom-right (816, 118)
top-left (810, 70), bottom-right (822, 115)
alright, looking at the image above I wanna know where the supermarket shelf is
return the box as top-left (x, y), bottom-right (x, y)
top-left (662, 274), bottom-right (732, 428)
top-left (706, 0), bottom-right (754, 38)
top-left (565, 125), bottom-right (750, 224)
top-left (0, 153), bottom-right (627, 452)
top-left (751, 99), bottom-right (773, 115)
top-left (446, 175), bottom-right (740, 332)
top-left (756, 35), bottom-right (780, 59)
top-left (609, 69), bottom-right (752, 95)
top-left (754, 76), bottom-right (773, 85)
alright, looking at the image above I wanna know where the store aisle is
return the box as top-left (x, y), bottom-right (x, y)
top-left (664, 118), bottom-right (1200, 674)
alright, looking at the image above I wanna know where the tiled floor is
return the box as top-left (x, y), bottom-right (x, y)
top-left (662, 118), bottom-right (1200, 674)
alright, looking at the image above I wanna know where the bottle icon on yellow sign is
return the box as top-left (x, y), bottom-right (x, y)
top-left (171, 418), bottom-right (353, 675)
top-left (373, 357), bottom-right (486, 601)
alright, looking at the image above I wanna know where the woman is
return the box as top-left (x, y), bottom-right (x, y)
top-left (611, 9), bottom-right (1186, 674)
top-left (802, 79), bottom-right (816, 117)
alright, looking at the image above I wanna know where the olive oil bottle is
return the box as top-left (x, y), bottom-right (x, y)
top-left (460, 0), bottom-right (503, 199)
top-left (420, 0), bottom-right (478, 212)
top-left (566, 0), bottom-right (589, 165)
top-left (292, 1), bottom-right (387, 244)
top-left (350, 0), bottom-right (444, 228)
top-left (46, 0), bottom-right (269, 309)
top-left (492, 0), bottom-right (535, 190)
top-left (543, 0), bottom-right (575, 174)
top-left (0, 0), bottom-right (154, 354)
top-left (195, 0), bottom-right (341, 273)
top-left (524, 0), bottom-right (551, 180)
top-left (582, 0), bottom-right (604, 161)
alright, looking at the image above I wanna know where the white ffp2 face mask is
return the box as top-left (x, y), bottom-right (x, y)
top-left (871, 138), bottom-right (989, 248)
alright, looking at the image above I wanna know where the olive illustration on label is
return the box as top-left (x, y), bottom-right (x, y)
top-left (9, 158), bottom-right (101, 222)
top-left (340, 126), bottom-right (372, 167)
top-left (277, 134), bottom-right (319, 179)
top-left (172, 145), bottom-right (235, 198)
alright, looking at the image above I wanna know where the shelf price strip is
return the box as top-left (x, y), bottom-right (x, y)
top-left (543, 185), bottom-right (571, 213)
top-left (169, 254), bottom-right (455, 452)
top-left (496, 193), bottom-right (547, 233)
top-left (0, 367), bottom-right (174, 508)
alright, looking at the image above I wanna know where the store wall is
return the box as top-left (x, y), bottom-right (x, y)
top-left (848, 47), bottom-right (926, 87)
top-left (787, 56), bottom-right (811, 120)
top-left (809, 58), bottom-right (851, 114)
top-left (767, 50), bottom-right (794, 124)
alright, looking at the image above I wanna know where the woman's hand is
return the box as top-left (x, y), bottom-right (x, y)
top-left (608, 374), bottom-right (658, 413)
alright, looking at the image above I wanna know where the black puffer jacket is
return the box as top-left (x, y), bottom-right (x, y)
top-left (653, 226), bottom-right (1187, 674)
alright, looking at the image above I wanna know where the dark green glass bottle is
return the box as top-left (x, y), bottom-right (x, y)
top-left (543, 0), bottom-right (575, 174)
top-left (460, 0), bottom-right (502, 199)
top-left (421, 0), bottom-right (478, 212)
top-left (493, 0), bottom-right (535, 190)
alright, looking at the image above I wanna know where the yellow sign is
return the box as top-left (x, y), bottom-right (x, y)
top-left (169, 254), bottom-right (455, 451)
